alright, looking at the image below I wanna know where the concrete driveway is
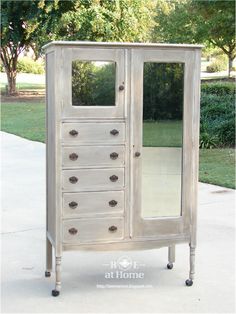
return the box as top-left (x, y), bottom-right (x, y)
top-left (1, 132), bottom-right (235, 313)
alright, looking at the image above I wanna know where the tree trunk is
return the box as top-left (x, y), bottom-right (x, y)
top-left (6, 71), bottom-right (17, 95)
top-left (228, 56), bottom-right (233, 78)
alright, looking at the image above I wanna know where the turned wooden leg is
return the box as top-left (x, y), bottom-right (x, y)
top-left (52, 256), bottom-right (62, 296)
top-left (167, 245), bottom-right (175, 269)
top-left (185, 244), bottom-right (195, 286)
top-left (45, 237), bottom-right (52, 277)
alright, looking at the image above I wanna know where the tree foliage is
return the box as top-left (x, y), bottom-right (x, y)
top-left (153, 0), bottom-right (235, 76)
top-left (0, 0), bottom-right (74, 94)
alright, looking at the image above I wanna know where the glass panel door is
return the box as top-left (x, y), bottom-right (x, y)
top-left (131, 49), bottom-right (193, 238)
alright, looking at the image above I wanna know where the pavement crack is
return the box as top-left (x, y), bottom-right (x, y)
top-left (1, 227), bottom-right (44, 235)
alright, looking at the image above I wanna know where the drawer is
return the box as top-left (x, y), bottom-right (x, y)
top-left (62, 168), bottom-right (124, 191)
top-left (63, 191), bottom-right (124, 217)
top-left (62, 218), bottom-right (124, 243)
top-left (62, 145), bottom-right (125, 168)
top-left (62, 122), bottom-right (125, 144)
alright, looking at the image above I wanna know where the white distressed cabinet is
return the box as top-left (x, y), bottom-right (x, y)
top-left (43, 41), bottom-right (202, 296)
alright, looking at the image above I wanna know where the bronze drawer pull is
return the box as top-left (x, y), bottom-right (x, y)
top-left (109, 225), bottom-right (117, 232)
top-left (110, 175), bottom-right (118, 182)
top-left (109, 200), bottom-right (118, 207)
top-left (119, 85), bottom-right (124, 91)
top-left (69, 153), bottom-right (78, 161)
top-left (69, 176), bottom-right (78, 184)
top-left (69, 129), bottom-right (78, 136)
top-left (135, 151), bottom-right (141, 157)
top-left (69, 201), bottom-right (78, 209)
top-left (110, 152), bottom-right (119, 160)
top-left (110, 129), bottom-right (119, 136)
top-left (68, 228), bottom-right (78, 235)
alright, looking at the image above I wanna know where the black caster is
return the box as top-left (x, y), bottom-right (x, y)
top-left (52, 290), bottom-right (60, 297)
top-left (185, 279), bottom-right (193, 286)
top-left (45, 271), bottom-right (51, 277)
top-left (167, 263), bottom-right (173, 269)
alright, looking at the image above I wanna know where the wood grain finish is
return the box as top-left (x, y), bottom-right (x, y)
top-left (62, 168), bottom-right (125, 191)
top-left (61, 122), bottom-right (125, 144)
top-left (63, 191), bottom-right (124, 217)
top-left (62, 145), bottom-right (125, 168)
top-left (62, 218), bottom-right (124, 243)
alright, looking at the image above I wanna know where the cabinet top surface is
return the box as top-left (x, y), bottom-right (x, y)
top-left (43, 40), bottom-right (203, 51)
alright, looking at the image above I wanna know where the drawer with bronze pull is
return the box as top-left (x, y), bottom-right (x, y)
top-left (62, 145), bottom-right (125, 168)
top-left (62, 218), bottom-right (124, 243)
top-left (63, 191), bottom-right (124, 217)
top-left (61, 122), bottom-right (125, 144)
top-left (62, 168), bottom-right (124, 191)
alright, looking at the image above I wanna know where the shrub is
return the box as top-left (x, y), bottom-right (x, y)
top-left (206, 59), bottom-right (227, 73)
top-left (200, 90), bottom-right (235, 147)
top-left (201, 82), bottom-right (235, 96)
top-left (200, 133), bottom-right (218, 149)
top-left (17, 57), bottom-right (44, 74)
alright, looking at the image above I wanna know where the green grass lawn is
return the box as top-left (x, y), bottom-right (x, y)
top-left (143, 121), bottom-right (182, 147)
top-left (0, 82), bottom-right (45, 93)
top-left (1, 102), bottom-right (235, 189)
top-left (1, 103), bottom-right (45, 142)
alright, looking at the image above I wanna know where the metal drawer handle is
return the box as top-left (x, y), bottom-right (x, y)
top-left (110, 152), bottom-right (119, 160)
top-left (69, 176), bottom-right (78, 184)
top-left (110, 129), bottom-right (119, 136)
top-left (69, 129), bottom-right (78, 136)
top-left (109, 200), bottom-right (118, 207)
top-left (110, 175), bottom-right (118, 182)
top-left (69, 201), bottom-right (78, 209)
top-left (109, 225), bottom-right (117, 232)
top-left (68, 227), bottom-right (78, 235)
top-left (69, 153), bottom-right (78, 161)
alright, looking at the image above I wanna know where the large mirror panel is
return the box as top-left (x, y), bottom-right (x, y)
top-left (142, 63), bottom-right (184, 218)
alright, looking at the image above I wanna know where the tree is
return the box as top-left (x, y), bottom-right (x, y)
top-left (153, 0), bottom-right (235, 77)
top-left (56, 0), bottom-right (155, 42)
top-left (0, 0), bottom-right (75, 95)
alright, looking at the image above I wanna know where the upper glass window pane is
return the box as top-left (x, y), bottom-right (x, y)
top-left (72, 61), bottom-right (116, 106)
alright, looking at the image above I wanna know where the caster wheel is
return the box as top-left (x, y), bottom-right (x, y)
top-left (45, 271), bottom-right (51, 277)
top-left (185, 279), bottom-right (193, 286)
top-left (167, 263), bottom-right (173, 270)
top-left (52, 290), bottom-right (60, 297)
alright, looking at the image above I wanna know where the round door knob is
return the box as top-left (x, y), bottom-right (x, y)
top-left (135, 151), bottom-right (141, 157)
top-left (69, 153), bottom-right (78, 161)
top-left (109, 200), bottom-right (118, 207)
top-left (110, 129), bottom-right (119, 136)
top-left (69, 201), bottom-right (78, 209)
top-left (109, 225), bottom-right (117, 232)
top-left (69, 176), bottom-right (78, 184)
top-left (109, 175), bottom-right (118, 182)
top-left (119, 85), bottom-right (124, 91)
top-left (69, 130), bottom-right (78, 136)
top-left (68, 227), bottom-right (78, 235)
top-left (110, 152), bottom-right (119, 160)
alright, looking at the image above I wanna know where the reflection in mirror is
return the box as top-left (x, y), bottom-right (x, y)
top-left (72, 61), bottom-right (116, 106)
top-left (142, 63), bottom-right (184, 218)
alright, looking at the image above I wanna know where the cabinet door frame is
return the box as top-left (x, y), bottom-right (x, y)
top-left (60, 47), bottom-right (125, 119)
top-left (130, 48), bottom-right (201, 239)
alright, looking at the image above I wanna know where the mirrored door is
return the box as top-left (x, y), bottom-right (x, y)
top-left (131, 49), bottom-right (197, 238)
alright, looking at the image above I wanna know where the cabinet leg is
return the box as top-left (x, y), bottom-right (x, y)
top-left (167, 245), bottom-right (175, 269)
top-left (52, 256), bottom-right (62, 296)
top-left (185, 245), bottom-right (195, 286)
top-left (45, 237), bottom-right (52, 277)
